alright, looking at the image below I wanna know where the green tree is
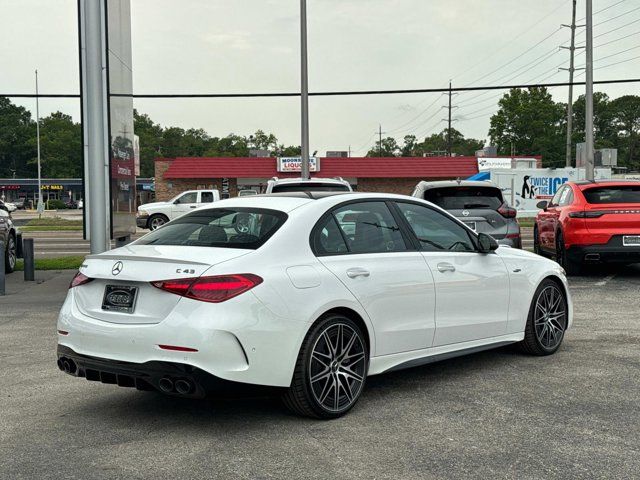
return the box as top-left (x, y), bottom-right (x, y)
top-left (133, 110), bottom-right (163, 177)
top-left (27, 112), bottom-right (82, 178)
top-left (367, 137), bottom-right (400, 157)
top-left (572, 93), bottom-right (618, 151)
top-left (489, 87), bottom-right (565, 167)
top-left (418, 128), bottom-right (484, 156)
top-left (609, 95), bottom-right (640, 170)
top-left (0, 97), bottom-right (36, 177)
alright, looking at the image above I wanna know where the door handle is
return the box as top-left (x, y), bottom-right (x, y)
top-left (189, 205), bottom-right (197, 208)
top-left (346, 268), bottom-right (370, 278)
top-left (437, 262), bottom-right (456, 273)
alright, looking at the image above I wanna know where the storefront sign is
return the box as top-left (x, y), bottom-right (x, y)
top-left (0, 185), bottom-right (20, 190)
top-left (477, 157), bottom-right (513, 171)
top-left (41, 184), bottom-right (64, 191)
top-left (277, 157), bottom-right (320, 172)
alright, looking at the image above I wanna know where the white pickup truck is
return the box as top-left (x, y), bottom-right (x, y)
top-left (136, 189), bottom-right (220, 230)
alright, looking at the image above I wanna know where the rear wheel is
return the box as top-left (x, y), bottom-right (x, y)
top-left (283, 314), bottom-right (368, 419)
top-left (148, 214), bottom-right (168, 230)
top-left (556, 231), bottom-right (580, 275)
top-left (518, 279), bottom-right (568, 355)
top-left (4, 232), bottom-right (16, 273)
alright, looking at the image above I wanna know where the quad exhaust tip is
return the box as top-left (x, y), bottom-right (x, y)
top-left (158, 377), bottom-right (174, 393)
top-left (157, 377), bottom-right (194, 395)
top-left (57, 357), bottom-right (77, 375)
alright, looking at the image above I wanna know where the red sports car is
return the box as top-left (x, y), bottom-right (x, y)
top-left (534, 180), bottom-right (640, 274)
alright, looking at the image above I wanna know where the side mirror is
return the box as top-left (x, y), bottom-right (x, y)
top-left (0, 205), bottom-right (7, 213)
top-left (478, 233), bottom-right (499, 253)
top-left (536, 200), bottom-right (548, 211)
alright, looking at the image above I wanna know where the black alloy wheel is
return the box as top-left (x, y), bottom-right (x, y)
top-left (284, 314), bottom-right (368, 419)
top-left (519, 279), bottom-right (568, 355)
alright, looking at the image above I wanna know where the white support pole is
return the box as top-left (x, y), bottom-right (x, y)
top-left (300, 0), bottom-right (310, 180)
top-left (35, 70), bottom-right (43, 216)
top-left (585, 0), bottom-right (595, 181)
top-left (81, 0), bottom-right (109, 253)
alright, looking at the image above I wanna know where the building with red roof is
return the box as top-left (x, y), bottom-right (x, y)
top-left (154, 156), bottom-right (539, 200)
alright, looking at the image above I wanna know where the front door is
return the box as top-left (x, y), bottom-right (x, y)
top-left (394, 201), bottom-right (510, 346)
top-left (171, 191), bottom-right (199, 219)
top-left (313, 201), bottom-right (436, 356)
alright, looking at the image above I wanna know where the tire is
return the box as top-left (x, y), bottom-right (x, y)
top-left (533, 226), bottom-right (543, 256)
top-left (518, 279), bottom-right (568, 356)
top-left (4, 232), bottom-right (16, 273)
top-left (283, 314), bottom-right (369, 419)
top-left (148, 214), bottom-right (168, 230)
top-left (556, 231), bottom-right (581, 275)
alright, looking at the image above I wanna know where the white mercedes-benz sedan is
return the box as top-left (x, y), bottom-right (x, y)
top-left (57, 192), bottom-right (572, 418)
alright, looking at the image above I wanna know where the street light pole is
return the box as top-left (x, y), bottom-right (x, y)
top-left (585, 0), bottom-right (595, 181)
top-left (35, 70), bottom-right (43, 216)
top-left (300, 0), bottom-right (310, 180)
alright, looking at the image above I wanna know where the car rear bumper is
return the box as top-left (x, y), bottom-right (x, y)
top-left (567, 236), bottom-right (640, 264)
top-left (56, 344), bottom-right (263, 397)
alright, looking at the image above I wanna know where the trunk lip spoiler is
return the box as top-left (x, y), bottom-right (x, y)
top-left (84, 254), bottom-right (208, 266)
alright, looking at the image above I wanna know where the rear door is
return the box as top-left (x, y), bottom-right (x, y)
top-left (394, 201), bottom-right (510, 346)
top-left (313, 200), bottom-right (436, 356)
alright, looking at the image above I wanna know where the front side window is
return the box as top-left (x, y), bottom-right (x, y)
top-left (396, 202), bottom-right (476, 252)
top-left (135, 208), bottom-right (287, 249)
top-left (175, 192), bottom-right (197, 204)
top-left (325, 202), bottom-right (406, 254)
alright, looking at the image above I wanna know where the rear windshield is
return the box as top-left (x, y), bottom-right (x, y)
top-left (135, 208), bottom-right (287, 249)
top-left (424, 186), bottom-right (503, 210)
top-left (272, 183), bottom-right (350, 193)
top-left (583, 186), bottom-right (640, 204)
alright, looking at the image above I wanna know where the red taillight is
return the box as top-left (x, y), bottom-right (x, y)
top-left (69, 271), bottom-right (93, 289)
top-left (498, 204), bottom-right (517, 218)
top-left (151, 274), bottom-right (263, 303)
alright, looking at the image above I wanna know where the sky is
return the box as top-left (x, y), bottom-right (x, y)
top-left (1, 0), bottom-right (639, 156)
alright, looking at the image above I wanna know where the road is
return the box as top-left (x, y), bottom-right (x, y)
top-left (0, 265), bottom-right (638, 479)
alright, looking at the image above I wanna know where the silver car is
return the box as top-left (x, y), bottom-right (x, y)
top-left (412, 180), bottom-right (522, 248)
top-left (0, 200), bottom-right (18, 273)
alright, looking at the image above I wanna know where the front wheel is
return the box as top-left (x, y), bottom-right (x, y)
top-left (283, 315), bottom-right (368, 419)
top-left (148, 214), bottom-right (168, 230)
top-left (518, 279), bottom-right (568, 355)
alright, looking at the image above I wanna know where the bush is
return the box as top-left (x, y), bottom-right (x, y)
top-left (45, 199), bottom-right (67, 210)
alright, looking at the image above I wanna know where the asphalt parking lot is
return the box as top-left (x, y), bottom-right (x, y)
top-left (1, 266), bottom-right (639, 480)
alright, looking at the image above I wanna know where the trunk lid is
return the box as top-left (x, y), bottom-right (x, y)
top-left (74, 244), bottom-right (251, 324)
top-left (449, 208), bottom-right (509, 238)
top-left (583, 203), bottom-right (640, 234)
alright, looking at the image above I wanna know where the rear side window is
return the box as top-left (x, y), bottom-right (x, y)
top-left (583, 186), bottom-right (640, 204)
top-left (313, 201), bottom-right (406, 255)
top-left (200, 192), bottom-right (214, 203)
top-left (424, 186), bottom-right (503, 210)
top-left (272, 183), bottom-right (350, 193)
top-left (135, 208), bottom-right (287, 249)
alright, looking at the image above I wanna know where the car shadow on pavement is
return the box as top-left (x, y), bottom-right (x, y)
top-left (71, 346), bottom-right (525, 425)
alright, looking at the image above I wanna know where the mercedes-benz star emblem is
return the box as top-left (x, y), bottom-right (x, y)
top-left (112, 261), bottom-right (123, 276)
top-left (462, 210), bottom-right (470, 217)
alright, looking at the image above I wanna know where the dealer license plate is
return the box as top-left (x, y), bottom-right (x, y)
top-left (102, 285), bottom-right (138, 313)
top-left (623, 235), bottom-right (640, 246)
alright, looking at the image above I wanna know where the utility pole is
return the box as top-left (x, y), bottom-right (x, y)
top-left (376, 125), bottom-right (386, 156)
top-left (561, 0), bottom-right (584, 167)
top-left (35, 70), bottom-right (43, 216)
top-left (585, 0), bottom-right (595, 181)
top-left (442, 81), bottom-right (458, 157)
top-left (300, 0), bottom-right (310, 180)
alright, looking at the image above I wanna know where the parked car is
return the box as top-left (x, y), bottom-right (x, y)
top-left (238, 189), bottom-right (258, 197)
top-left (12, 198), bottom-right (26, 210)
top-left (65, 199), bottom-right (78, 209)
top-left (412, 180), bottom-right (522, 248)
top-left (77, 199), bottom-right (83, 210)
top-left (57, 192), bottom-right (571, 418)
top-left (0, 200), bottom-right (17, 213)
top-left (136, 189), bottom-right (220, 230)
top-left (265, 177), bottom-right (352, 194)
top-left (534, 180), bottom-right (640, 275)
top-left (0, 202), bottom-right (17, 273)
